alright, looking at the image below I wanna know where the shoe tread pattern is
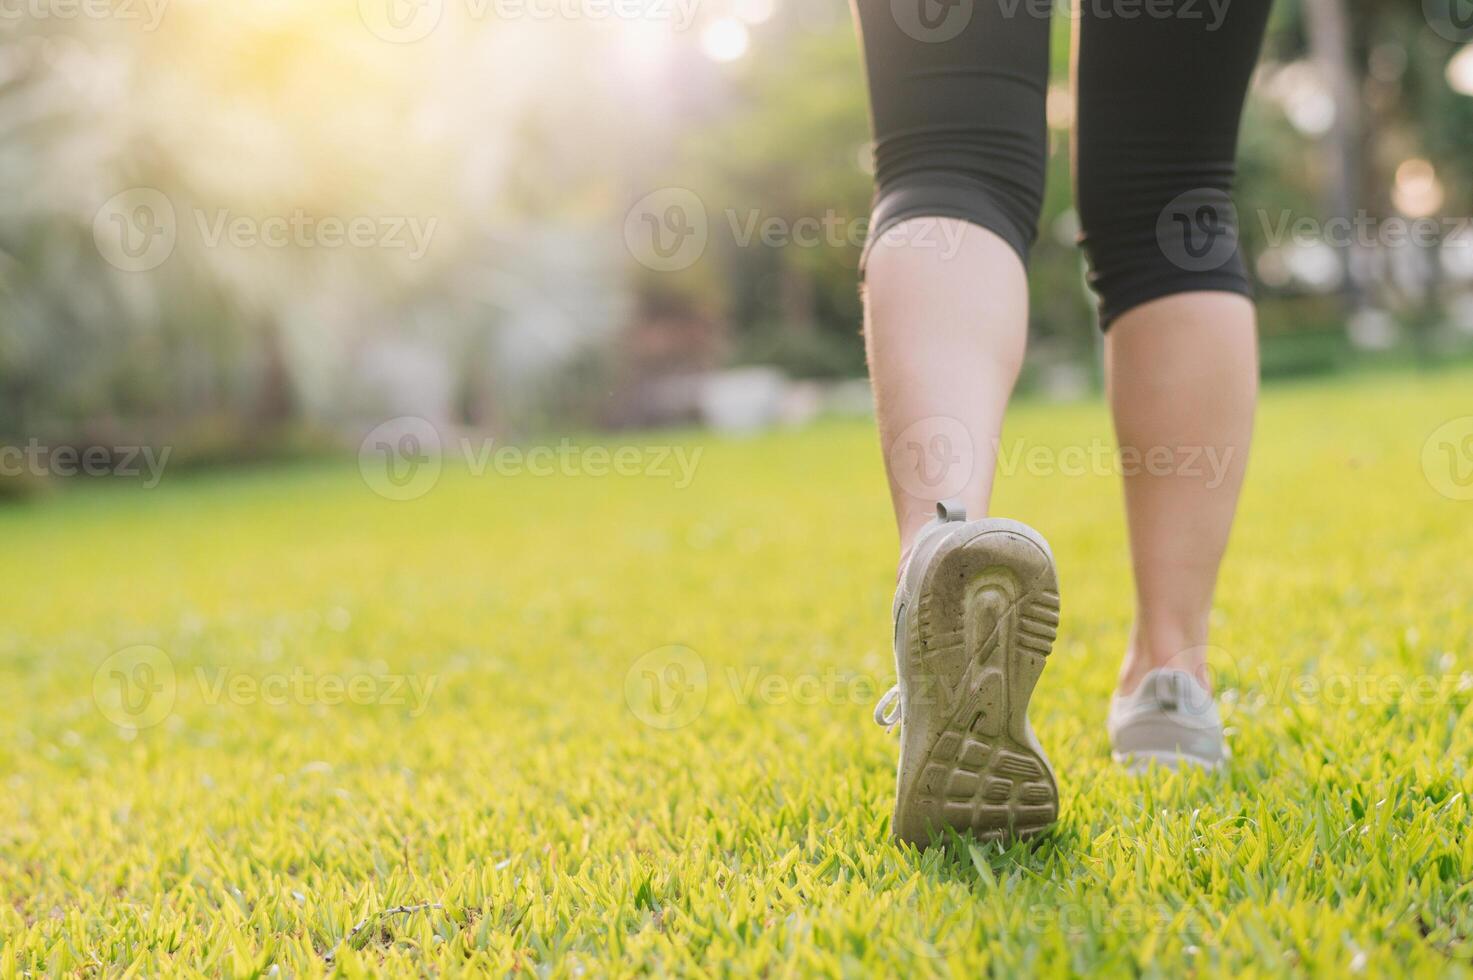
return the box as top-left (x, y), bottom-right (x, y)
top-left (899, 526), bottom-right (1060, 843)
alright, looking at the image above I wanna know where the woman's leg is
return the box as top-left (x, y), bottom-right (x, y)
top-left (865, 222), bottom-right (1027, 563)
top-left (1106, 294), bottom-right (1257, 695)
top-left (1073, 0), bottom-right (1274, 694)
top-left (850, 0), bottom-right (1051, 563)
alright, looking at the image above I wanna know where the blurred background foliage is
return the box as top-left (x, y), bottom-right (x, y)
top-left (2, 0), bottom-right (1472, 475)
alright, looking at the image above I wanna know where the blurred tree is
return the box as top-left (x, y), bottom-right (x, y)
top-left (690, 15), bottom-right (873, 377)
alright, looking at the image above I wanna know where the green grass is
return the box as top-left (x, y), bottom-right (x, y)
top-left (2, 367), bottom-right (1471, 976)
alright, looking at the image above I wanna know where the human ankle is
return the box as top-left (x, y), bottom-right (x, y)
top-left (1117, 625), bottom-right (1212, 695)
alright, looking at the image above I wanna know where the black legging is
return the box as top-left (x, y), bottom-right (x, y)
top-left (853, 0), bottom-right (1274, 328)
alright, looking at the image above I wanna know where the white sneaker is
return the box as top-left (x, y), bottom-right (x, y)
top-left (874, 501), bottom-right (1061, 846)
top-left (1107, 668), bottom-right (1227, 773)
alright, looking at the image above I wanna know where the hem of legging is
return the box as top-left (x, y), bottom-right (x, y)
top-left (1097, 276), bottom-right (1254, 332)
top-left (859, 184), bottom-right (1033, 278)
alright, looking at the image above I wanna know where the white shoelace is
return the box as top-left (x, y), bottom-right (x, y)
top-left (873, 684), bottom-right (901, 732)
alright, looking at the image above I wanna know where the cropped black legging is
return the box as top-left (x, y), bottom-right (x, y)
top-left (854, 0), bottom-right (1273, 328)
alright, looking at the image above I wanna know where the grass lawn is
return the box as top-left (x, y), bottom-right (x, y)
top-left (2, 367), bottom-right (1471, 976)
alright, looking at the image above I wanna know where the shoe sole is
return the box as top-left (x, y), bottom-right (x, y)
top-left (893, 520), bottom-right (1060, 846)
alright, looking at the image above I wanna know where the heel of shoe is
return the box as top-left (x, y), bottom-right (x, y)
top-left (892, 520), bottom-right (1061, 845)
